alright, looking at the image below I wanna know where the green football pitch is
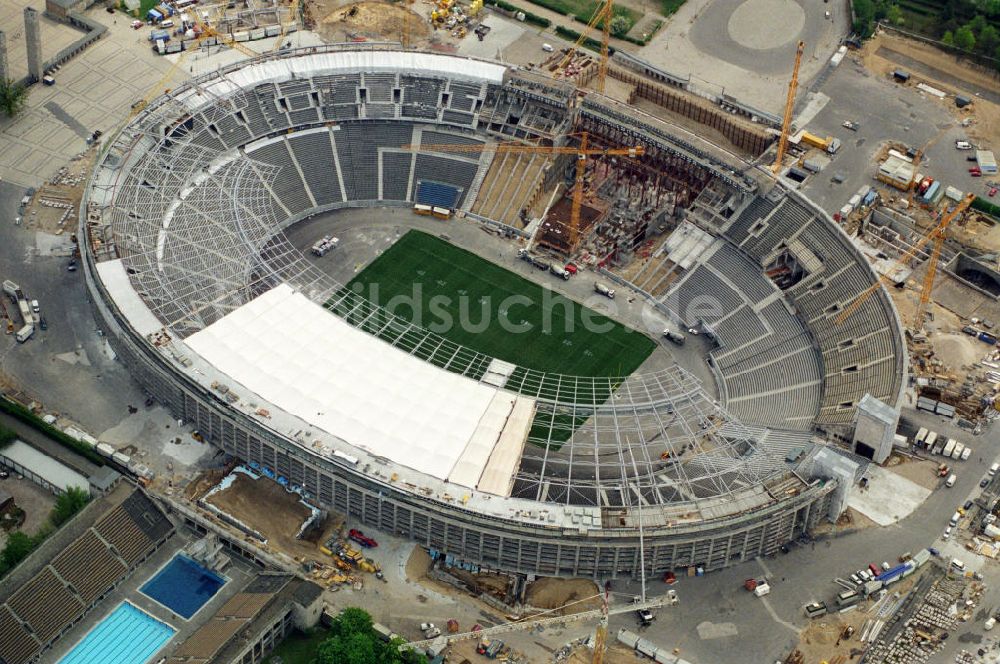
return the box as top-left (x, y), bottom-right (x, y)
top-left (332, 230), bottom-right (655, 391)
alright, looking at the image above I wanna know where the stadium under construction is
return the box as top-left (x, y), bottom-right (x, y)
top-left (80, 45), bottom-right (906, 579)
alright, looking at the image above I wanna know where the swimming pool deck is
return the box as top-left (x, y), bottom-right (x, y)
top-left (44, 534), bottom-right (253, 663)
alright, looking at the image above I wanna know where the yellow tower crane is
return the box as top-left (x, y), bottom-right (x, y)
top-left (402, 132), bottom-right (644, 251)
top-left (834, 193), bottom-right (976, 328)
top-left (553, 0), bottom-right (615, 94)
top-left (913, 193), bottom-right (977, 328)
top-left (772, 40), bottom-right (805, 174)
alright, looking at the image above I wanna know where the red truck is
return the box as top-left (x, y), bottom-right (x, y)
top-left (349, 529), bottom-right (378, 548)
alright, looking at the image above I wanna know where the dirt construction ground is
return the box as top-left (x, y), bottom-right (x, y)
top-left (204, 472), bottom-right (336, 562)
top-left (306, 0), bottom-right (431, 45)
top-left (526, 577), bottom-right (601, 612)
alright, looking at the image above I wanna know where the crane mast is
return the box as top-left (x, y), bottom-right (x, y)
top-left (772, 41), bottom-right (805, 174)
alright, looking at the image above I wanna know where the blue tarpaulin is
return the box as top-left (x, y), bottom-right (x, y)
top-left (416, 181), bottom-right (459, 208)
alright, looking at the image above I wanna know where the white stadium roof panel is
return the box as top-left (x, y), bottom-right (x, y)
top-left (96, 259), bottom-right (165, 337)
top-left (186, 284), bottom-right (502, 481)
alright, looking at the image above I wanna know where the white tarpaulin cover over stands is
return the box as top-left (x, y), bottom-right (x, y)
top-left (186, 284), bottom-right (522, 482)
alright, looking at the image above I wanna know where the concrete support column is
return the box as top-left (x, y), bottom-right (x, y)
top-left (0, 31), bottom-right (8, 83)
top-left (24, 7), bottom-right (43, 84)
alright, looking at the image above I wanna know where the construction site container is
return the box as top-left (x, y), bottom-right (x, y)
top-left (893, 434), bottom-right (907, 448)
top-left (913, 549), bottom-right (932, 567)
top-left (96, 443), bottom-right (115, 458)
top-left (617, 629), bottom-right (640, 649)
top-left (956, 95), bottom-right (972, 107)
top-left (636, 638), bottom-right (658, 658)
top-left (112, 452), bottom-right (131, 466)
top-left (265, 25), bottom-right (281, 37)
top-left (977, 150), bottom-right (998, 174)
top-left (800, 132), bottom-right (832, 150)
top-left (802, 158), bottom-right (824, 173)
top-left (250, 28), bottom-right (266, 40)
top-left (984, 524), bottom-right (1000, 540)
top-left (945, 186), bottom-right (964, 201)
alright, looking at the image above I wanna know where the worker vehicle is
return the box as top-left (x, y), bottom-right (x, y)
top-left (970, 167), bottom-right (982, 177)
top-left (947, 474), bottom-right (957, 488)
top-left (311, 236), bottom-right (339, 257)
top-left (849, 572), bottom-right (862, 585)
top-left (636, 608), bottom-right (655, 626)
top-left (943, 526), bottom-right (952, 539)
top-left (951, 511), bottom-right (961, 526)
top-left (956, 140), bottom-right (973, 150)
top-left (961, 447), bottom-right (972, 461)
top-left (982, 477), bottom-right (991, 488)
top-left (30, 299), bottom-right (39, 313)
top-left (868, 563), bottom-right (880, 577)
top-left (420, 622), bottom-right (441, 638)
top-left (925, 431), bottom-right (938, 449)
top-left (594, 282), bottom-right (615, 299)
top-left (952, 442), bottom-right (965, 460)
top-left (550, 265), bottom-right (571, 280)
top-left (942, 438), bottom-right (956, 457)
top-left (662, 329), bottom-right (686, 345)
top-left (842, 120), bottom-right (858, 131)
top-left (348, 529), bottom-right (377, 548)
top-left (915, 427), bottom-right (928, 446)
top-left (991, 463), bottom-right (999, 477)
top-left (564, 263), bottom-right (578, 275)
top-left (38, 317), bottom-right (47, 331)
top-left (951, 558), bottom-right (966, 572)
top-left (15, 325), bottom-right (33, 343)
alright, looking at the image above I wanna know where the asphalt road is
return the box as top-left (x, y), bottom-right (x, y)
top-left (0, 178), bottom-right (146, 435)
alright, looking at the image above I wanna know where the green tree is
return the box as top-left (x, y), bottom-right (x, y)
top-left (885, 3), bottom-right (903, 24)
top-left (977, 24), bottom-right (999, 55)
top-left (0, 78), bottom-right (27, 119)
top-left (51, 486), bottom-right (90, 527)
top-left (853, 0), bottom-right (877, 37)
top-left (609, 14), bottom-right (631, 37)
top-left (954, 24), bottom-right (976, 50)
top-left (942, 30), bottom-right (955, 45)
top-left (312, 608), bottom-right (427, 664)
top-left (2, 532), bottom-right (35, 570)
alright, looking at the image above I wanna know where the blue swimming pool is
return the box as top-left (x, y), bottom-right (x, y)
top-left (140, 554), bottom-right (226, 619)
top-left (58, 602), bottom-right (174, 664)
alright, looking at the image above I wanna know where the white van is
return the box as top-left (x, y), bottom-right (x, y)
top-left (951, 558), bottom-right (966, 572)
top-left (950, 511), bottom-right (961, 527)
top-left (956, 140), bottom-right (973, 150)
top-left (990, 463), bottom-right (999, 477)
top-left (946, 473), bottom-right (957, 488)
top-left (541, 43), bottom-right (554, 52)
top-left (160, 19), bottom-right (175, 28)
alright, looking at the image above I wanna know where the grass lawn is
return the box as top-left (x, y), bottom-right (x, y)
top-left (334, 230), bottom-right (654, 383)
top-left (263, 627), bottom-right (332, 664)
top-left (659, 0), bottom-right (686, 15)
top-left (523, 0), bottom-right (643, 31)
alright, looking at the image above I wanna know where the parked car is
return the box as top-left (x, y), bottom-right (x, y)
top-left (842, 120), bottom-right (859, 131)
top-left (989, 187), bottom-right (997, 197)
top-left (970, 167), bottom-right (983, 177)
top-left (67, 259), bottom-right (77, 272)
top-left (964, 500), bottom-right (974, 511)
top-left (943, 526), bottom-right (952, 539)
top-left (981, 477), bottom-right (991, 488)
top-left (38, 317), bottom-right (47, 331)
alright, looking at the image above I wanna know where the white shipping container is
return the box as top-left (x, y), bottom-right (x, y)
top-left (893, 433), bottom-right (908, 448)
top-left (112, 452), bottom-right (131, 466)
top-left (96, 443), bottom-right (115, 458)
